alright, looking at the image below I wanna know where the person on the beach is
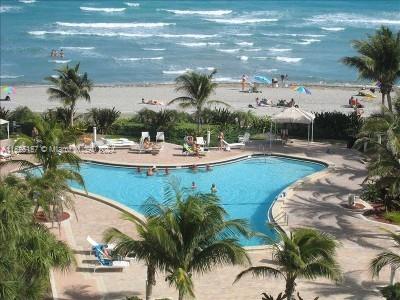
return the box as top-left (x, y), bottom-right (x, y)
top-left (143, 137), bottom-right (153, 149)
top-left (280, 74), bottom-right (285, 84)
top-left (241, 74), bottom-right (247, 91)
top-left (211, 183), bottom-right (217, 193)
top-left (217, 131), bottom-right (224, 150)
top-left (142, 98), bottom-right (163, 105)
top-left (288, 98), bottom-right (295, 107)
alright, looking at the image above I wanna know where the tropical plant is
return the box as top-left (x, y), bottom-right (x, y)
top-left (380, 283), bottom-right (400, 300)
top-left (371, 230), bottom-right (400, 283)
top-left (235, 228), bottom-right (342, 300)
top-left (168, 70), bottom-right (228, 132)
top-left (106, 179), bottom-right (250, 300)
top-left (135, 108), bottom-right (177, 134)
top-left (89, 107), bottom-right (121, 134)
top-left (45, 107), bottom-right (73, 128)
top-left (0, 106), bottom-right (10, 119)
top-left (341, 26), bottom-right (400, 112)
top-left (46, 63), bottom-right (93, 126)
top-left (0, 176), bottom-right (74, 299)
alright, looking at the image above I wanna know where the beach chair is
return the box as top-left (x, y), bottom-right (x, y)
top-left (238, 132), bottom-right (251, 143)
top-left (0, 149), bottom-right (11, 160)
top-left (222, 140), bottom-right (245, 151)
top-left (87, 235), bottom-right (115, 252)
top-left (196, 136), bottom-right (206, 151)
top-left (141, 132), bottom-right (150, 141)
top-left (182, 143), bottom-right (194, 155)
top-left (92, 247), bottom-right (130, 272)
top-left (156, 132), bottom-right (165, 143)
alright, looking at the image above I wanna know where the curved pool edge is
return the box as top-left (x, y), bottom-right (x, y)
top-left (74, 152), bottom-right (333, 251)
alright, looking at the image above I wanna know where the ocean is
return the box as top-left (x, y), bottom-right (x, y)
top-left (1, 0), bottom-right (399, 85)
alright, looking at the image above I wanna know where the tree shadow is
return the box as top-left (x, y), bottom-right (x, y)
top-left (57, 285), bottom-right (141, 300)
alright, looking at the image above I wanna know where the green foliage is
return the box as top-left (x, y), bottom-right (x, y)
top-left (381, 283), bottom-right (400, 300)
top-left (371, 230), bottom-right (400, 279)
top-left (135, 108), bottom-right (179, 135)
top-left (384, 212), bottom-right (400, 225)
top-left (89, 107), bottom-right (121, 134)
top-left (9, 105), bottom-right (37, 135)
top-left (0, 106), bottom-right (10, 119)
top-left (360, 182), bottom-right (382, 203)
top-left (125, 297), bottom-right (143, 300)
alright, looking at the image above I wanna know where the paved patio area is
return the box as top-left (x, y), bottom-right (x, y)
top-left (5, 140), bottom-right (399, 299)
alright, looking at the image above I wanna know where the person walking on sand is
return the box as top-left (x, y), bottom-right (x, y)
top-left (241, 74), bottom-right (247, 91)
top-left (217, 131), bottom-right (224, 150)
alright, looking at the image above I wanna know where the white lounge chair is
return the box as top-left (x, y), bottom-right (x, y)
top-left (101, 138), bottom-right (137, 149)
top-left (238, 132), bottom-right (251, 143)
top-left (222, 140), bottom-right (245, 151)
top-left (87, 235), bottom-right (115, 251)
top-left (141, 132), bottom-right (150, 141)
top-left (156, 132), bottom-right (165, 143)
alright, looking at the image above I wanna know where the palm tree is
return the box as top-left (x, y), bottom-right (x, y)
top-left (0, 176), bottom-right (74, 299)
top-left (371, 230), bottom-right (400, 285)
top-left (104, 215), bottom-right (167, 300)
top-left (235, 228), bottom-right (342, 300)
top-left (341, 26), bottom-right (400, 112)
top-left (46, 63), bottom-right (93, 127)
top-left (168, 70), bottom-right (228, 132)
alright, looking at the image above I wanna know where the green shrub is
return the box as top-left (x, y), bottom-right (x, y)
top-left (380, 283), bottom-right (400, 300)
top-left (384, 212), bottom-right (400, 225)
top-left (111, 118), bottom-right (146, 138)
top-left (9, 106), bottom-right (37, 136)
top-left (361, 182), bottom-right (382, 203)
top-left (89, 107), bottom-right (121, 134)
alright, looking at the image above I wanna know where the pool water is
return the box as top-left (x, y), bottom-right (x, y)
top-left (70, 156), bottom-right (325, 246)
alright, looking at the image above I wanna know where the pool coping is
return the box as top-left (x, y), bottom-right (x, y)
top-left (73, 153), bottom-right (333, 251)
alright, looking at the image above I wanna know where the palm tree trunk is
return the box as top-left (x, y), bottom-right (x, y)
top-left (70, 104), bottom-right (75, 127)
top-left (145, 264), bottom-right (156, 300)
top-left (285, 277), bottom-right (296, 300)
top-left (387, 91), bottom-right (393, 112)
top-left (196, 109), bottom-right (201, 134)
top-left (178, 290), bottom-right (184, 300)
top-left (381, 92), bottom-right (386, 115)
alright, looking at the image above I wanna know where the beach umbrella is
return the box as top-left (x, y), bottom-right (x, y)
top-left (254, 76), bottom-right (271, 84)
top-left (292, 86), bottom-right (311, 95)
top-left (2, 86), bottom-right (16, 95)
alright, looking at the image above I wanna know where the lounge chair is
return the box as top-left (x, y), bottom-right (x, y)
top-left (101, 138), bottom-right (137, 149)
top-left (156, 132), bottom-right (165, 143)
top-left (182, 143), bottom-right (194, 155)
top-left (238, 132), bottom-right (251, 143)
top-left (222, 140), bottom-right (245, 151)
top-left (87, 235), bottom-right (115, 252)
top-left (141, 132), bottom-right (150, 141)
top-left (92, 246), bottom-right (130, 272)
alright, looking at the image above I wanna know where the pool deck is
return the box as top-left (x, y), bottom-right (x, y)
top-left (5, 140), bottom-right (399, 299)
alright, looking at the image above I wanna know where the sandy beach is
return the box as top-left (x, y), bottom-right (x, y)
top-left (0, 83), bottom-right (384, 116)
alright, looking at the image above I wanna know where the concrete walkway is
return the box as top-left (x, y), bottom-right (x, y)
top-left (43, 141), bottom-right (400, 299)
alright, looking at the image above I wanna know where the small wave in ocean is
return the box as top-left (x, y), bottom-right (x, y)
top-left (268, 48), bottom-right (292, 52)
top-left (80, 7), bottom-right (126, 13)
top-left (159, 33), bottom-right (216, 39)
top-left (295, 39), bottom-right (320, 45)
top-left (162, 9), bottom-right (232, 16)
top-left (124, 2), bottom-right (140, 7)
top-left (18, 0), bottom-right (36, 3)
top-left (234, 33), bottom-right (253, 36)
top-left (0, 5), bottom-right (21, 13)
top-left (321, 27), bottom-right (345, 31)
top-left (0, 75), bottom-right (24, 79)
top-left (178, 42), bottom-right (221, 47)
top-left (115, 57), bottom-right (163, 61)
top-left (62, 46), bottom-right (95, 50)
top-left (262, 33), bottom-right (325, 37)
top-left (239, 56), bottom-right (248, 61)
top-left (236, 42), bottom-right (253, 46)
top-left (262, 69), bottom-right (278, 73)
top-left (244, 48), bottom-right (262, 52)
top-left (276, 57), bottom-right (302, 63)
top-left (163, 69), bottom-right (191, 75)
top-left (216, 49), bottom-right (240, 53)
top-left (143, 48), bottom-right (166, 51)
top-left (56, 22), bottom-right (174, 28)
top-left (197, 67), bottom-right (216, 71)
top-left (253, 57), bottom-right (269, 60)
top-left (305, 13), bottom-right (400, 27)
top-left (205, 18), bottom-right (278, 24)
top-left (213, 77), bottom-right (239, 83)
top-left (49, 59), bottom-right (71, 64)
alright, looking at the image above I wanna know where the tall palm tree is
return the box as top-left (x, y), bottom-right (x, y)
top-left (371, 230), bottom-right (400, 284)
top-left (235, 228), bottom-right (342, 300)
top-left (0, 176), bottom-right (74, 299)
top-left (46, 63), bottom-right (93, 127)
top-left (168, 70), bottom-right (228, 132)
top-left (341, 26), bottom-right (400, 113)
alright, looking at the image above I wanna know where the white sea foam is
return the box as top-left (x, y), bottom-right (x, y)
top-left (124, 2), bottom-right (140, 7)
top-left (216, 48), bottom-right (240, 53)
top-left (305, 13), bottom-right (400, 27)
top-left (239, 56), bottom-right (248, 61)
top-left (163, 69), bottom-right (191, 75)
top-left (0, 5), bottom-right (21, 13)
top-left (213, 77), bottom-right (239, 83)
top-left (244, 48), bottom-right (262, 52)
top-left (205, 18), bottom-right (278, 24)
top-left (178, 42), bottom-right (221, 47)
top-left (196, 67), bottom-right (216, 71)
top-left (276, 57), bottom-right (302, 63)
top-left (143, 48), bottom-right (166, 51)
top-left (62, 46), bottom-right (95, 50)
top-left (115, 57), bottom-right (163, 61)
top-left (234, 33), bottom-right (253, 36)
top-left (56, 22), bottom-right (174, 28)
top-left (0, 75), bottom-right (24, 79)
top-left (262, 33), bottom-right (325, 37)
top-left (80, 7), bottom-right (126, 13)
top-left (18, 0), bottom-right (36, 3)
top-left (268, 48), bottom-right (292, 52)
top-left (294, 39), bottom-right (320, 45)
top-left (162, 9), bottom-right (232, 16)
top-left (321, 27), bottom-right (345, 31)
top-left (49, 59), bottom-right (71, 64)
top-left (262, 68), bottom-right (278, 73)
top-left (159, 33), bottom-right (216, 39)
top-left (253, 57), bottom-right (268, 60)
top-left (235, 42), bottom-right (253, 46)
top-left (29, 31), bottom-right (213, 39)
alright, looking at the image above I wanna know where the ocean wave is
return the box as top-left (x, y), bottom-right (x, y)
top-left (18, 0), bottom-right (36, 3)
top-left (62, 46), bottom-right (95, 50)
top-left (262, 33), bottom-right (325, 37)
top-left (239, 56), bottom-right (248, 61)
top-left (196, 67), bottom-right (216, 71)
top-left (305, 13), bottom-right (400, 27)
top-left (159, 33), bottom-right (216, 39)
top-left (262, 68), bottom-right (278, 73)
top-left (234, 33), bottom-right (253, 36)
top-left (163, 69), bottom-right (191, 75)
top-left (213, 77), bottom-right (239, 83)
top-left (205, 18), bottom-right (278, 24)
top-left (0, 5), bottom-right (21, 13)
top-left (244, 48), bottom-right (262, 52)
top-left (80, 7), bottom-right (126, 13)
top-left (253, 57), bottom-right (269, 60)
top-left (49, 59), bottom-right (71, 64)
top-left (124, 2), bottom-right (140, 7)
top-left (162, 9), bottom-right (232, 16)
top-left (294, 39), bottom-right (320, 45)
top-left (0, 75), bottom-right (24, 79)
top-left (216, 48), bottom-right (240, 53)
top-left (268, 48), bottom-right (292, 52)
top-left (56, 22), bottom-right (174, 28)
top-left (143, 48), bottom-right (166, 51)
top-left (321, 27), bottom-right (345, 31)
top-left (115, 57), bottom-right (163, 61)
top-left (276, 56), bottom-right (302, 63)
top-left (178, 42), bottom-right (221, 47)
top-left (235, 42), bottom-right (253, 46)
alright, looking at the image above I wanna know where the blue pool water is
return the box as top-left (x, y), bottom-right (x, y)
top-left (69, 156), bottom-right (325, 246)
top-left (1, 0), bottom-right (399, 85)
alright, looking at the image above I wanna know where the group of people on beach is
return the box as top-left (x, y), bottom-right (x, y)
top-left (249, 97), bottom-right (296, 109)
top-left (241, 74), bottom-right (289, 92)
top-left (50, 49), bottom-right (64, 58)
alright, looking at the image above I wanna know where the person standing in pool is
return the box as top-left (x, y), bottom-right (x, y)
top-left (211, 183), bottom-right (217, 193)
top-left (59, 49), bottom-right (64, 58)
top-left (191, 181), bottom-right (197, 189)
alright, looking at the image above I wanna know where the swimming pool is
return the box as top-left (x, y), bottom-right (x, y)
top-left (69, 156), bottom-right (325, 246)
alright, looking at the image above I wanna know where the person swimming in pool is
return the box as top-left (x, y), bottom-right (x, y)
top-left (211, 183), bottom-right (217, 193)
top-left (192, 181), bottom-right (197, 189)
